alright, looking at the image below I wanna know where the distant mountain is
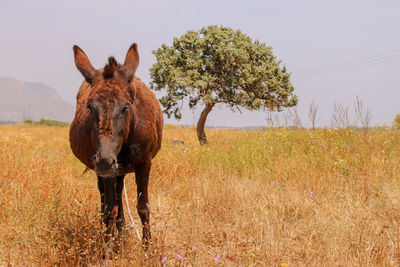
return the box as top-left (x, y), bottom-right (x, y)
top-left (0, 76), bottom-right (74, 122)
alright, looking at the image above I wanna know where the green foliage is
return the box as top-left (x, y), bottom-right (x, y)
top-left (394, 114), bottom-right (400, 130)
top-left (150, 25), bottom-right (298, 119)
top-left (24, 119), bottom-right (69, 127)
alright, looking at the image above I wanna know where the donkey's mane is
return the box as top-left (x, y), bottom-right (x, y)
top-left (103, 57), bottom-right (120, 79)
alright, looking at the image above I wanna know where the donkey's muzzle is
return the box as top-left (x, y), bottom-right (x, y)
top-left (94, 154), bottom-right (117, 176)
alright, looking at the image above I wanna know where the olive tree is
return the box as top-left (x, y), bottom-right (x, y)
top-left (150, 25), bottom-right (298, 144)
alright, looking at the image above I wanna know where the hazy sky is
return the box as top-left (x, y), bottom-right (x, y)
top-left (1, 0), bottom-right (399, 127)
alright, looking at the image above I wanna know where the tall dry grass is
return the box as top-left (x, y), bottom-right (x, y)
top-left (1, 124), bottom-right (400, 266)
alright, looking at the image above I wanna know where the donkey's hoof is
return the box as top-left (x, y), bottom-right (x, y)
top-left (100, 259), bottom-right (113, 267)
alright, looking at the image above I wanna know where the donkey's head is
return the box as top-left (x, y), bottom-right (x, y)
top-left (73, 44), bottom-right (139, 176)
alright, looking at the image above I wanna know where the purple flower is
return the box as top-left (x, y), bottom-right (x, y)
top-left (161, 257), bottom-right (168, 265)
top-left (215, 254), bottom-right (221, 262)
top-left (69, 201), bottom-right (73, 206)
top-left (10, 182), bottom-right (14, 187)
top-left (177, 252), bottom-right (184, 260)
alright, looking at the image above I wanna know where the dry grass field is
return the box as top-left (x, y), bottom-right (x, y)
top-left (1, 124), bottom-right (400, 266)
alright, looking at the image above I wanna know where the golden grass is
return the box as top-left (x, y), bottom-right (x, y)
top-left (1, 125), bottom-right (400, 266)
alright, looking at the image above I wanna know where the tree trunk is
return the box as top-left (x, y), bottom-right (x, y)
top-left (196, 103), bottom-right (213, 145)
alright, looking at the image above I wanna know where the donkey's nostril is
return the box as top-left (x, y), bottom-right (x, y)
top-left (94, 155), bottom-right (101, 165)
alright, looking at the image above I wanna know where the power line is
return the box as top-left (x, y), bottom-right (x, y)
top-left (295, 56), bottom-right (400, 78)
top-left (294, 48), bottom-right (400, 73)
top-left (295, 54), bottom-right (400, 75)
top-left (292, 48), bottom-right (400, 78)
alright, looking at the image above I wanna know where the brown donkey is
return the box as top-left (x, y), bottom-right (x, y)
top-left (69, 43), bottom-right (163, 249)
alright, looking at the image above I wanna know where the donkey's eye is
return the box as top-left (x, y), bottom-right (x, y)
top-left (87, 103), bottom-right (94, 112)
top-left (122, 106), bottom-right (129, 114)
top-left (87, 103), bottom-right (98, 116)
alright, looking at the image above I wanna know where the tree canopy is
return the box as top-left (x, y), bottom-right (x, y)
top-left (150, 25), bottom-right (298, 144)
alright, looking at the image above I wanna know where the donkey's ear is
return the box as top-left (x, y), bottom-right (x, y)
top-left (122, 43), bottom-right (139, 82)
top-left (73, 45), bottom-right (97, 84)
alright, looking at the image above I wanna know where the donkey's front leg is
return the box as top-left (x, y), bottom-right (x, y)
top-left (134, 160), bottom-right (152, 248)
top-left (99, 176), bottom-right (118, 242)
top-left (97, 176), bottom-right (105, 216)
top-left (115, 175), bottom-right (126, 234)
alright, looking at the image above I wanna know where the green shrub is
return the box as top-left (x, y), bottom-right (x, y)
top-left (24, 119), bottom-right (69, 127)
top-left (394, 114), bottom-right (400, 130)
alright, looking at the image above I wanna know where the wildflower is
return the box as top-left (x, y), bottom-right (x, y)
top-left (10, 182), bottom-right (14, 187)
top-left (177, 252), bottom-right (184, 260)
top-left (215, 254), bottom-right (221, 262)
top-left (161, 257), bottom-right (168, 265)
top-left (69, 201), bottom-right (73, 206)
